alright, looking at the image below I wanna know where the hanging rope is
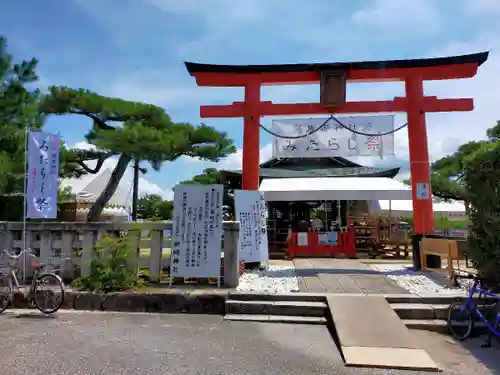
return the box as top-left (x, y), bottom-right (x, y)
top-left (259, 114), bottom-right (408, 139)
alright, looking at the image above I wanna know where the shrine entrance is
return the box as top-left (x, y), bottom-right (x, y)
top-left (184, 53), bottom-right (488, 266)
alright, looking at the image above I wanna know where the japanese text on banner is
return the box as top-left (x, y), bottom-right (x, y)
top-left (26, 131), bottom-right (60, 219)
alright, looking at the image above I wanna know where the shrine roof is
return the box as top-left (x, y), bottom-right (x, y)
top-left (220, 166), bottom-right (400, 179)
top-left (185, 52), bottom-right (488, 75)
top-left (259, 156), bottom-right (361, 169)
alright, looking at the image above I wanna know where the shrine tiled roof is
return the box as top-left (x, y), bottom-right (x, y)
top-left (221, 166), bottom-right (400, 179)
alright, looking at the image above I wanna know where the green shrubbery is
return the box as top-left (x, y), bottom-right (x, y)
top-left (73, 234), bottom-right (143, 293)
top-left (463, 141), bottom-right (500, 286)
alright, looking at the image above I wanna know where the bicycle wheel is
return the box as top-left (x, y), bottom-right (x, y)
top-left (0, 275), bottom-right (11, 313)
top-left (447, 301), bottom-right (474, 340)
top-left (33, 273), bottom-right (64, 314)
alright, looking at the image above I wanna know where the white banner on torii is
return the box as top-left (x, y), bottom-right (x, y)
top-left (271, 115), bottom-right (395, 159)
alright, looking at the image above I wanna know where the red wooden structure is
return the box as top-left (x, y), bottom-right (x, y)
top-left (288, 228), bottom-right (356, 258)
top-left (185, 52), bottom-right (488, 234)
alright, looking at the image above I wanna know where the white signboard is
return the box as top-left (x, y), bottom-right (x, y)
top-left (258, 193), bottom-right (269, 262)
top-left (171, 184), bottom-right (223, 278)
top-left (272, 115), bottom-right (395, 158)
top-left (416, 182), bottom-right (430, 200)
top-left (235, 190), bottom-right (269, 262)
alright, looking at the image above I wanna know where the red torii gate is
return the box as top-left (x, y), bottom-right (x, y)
top-left (184, 52), bottom-right (488, 235)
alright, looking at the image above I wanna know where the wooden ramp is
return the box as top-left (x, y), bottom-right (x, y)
top-left (327, 295), bottom-right (440, 371)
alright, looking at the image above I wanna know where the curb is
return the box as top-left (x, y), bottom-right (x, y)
top-left (7, 291), bottom-right (469, 316)
top-left (10, 290), bottom-right (230, 314)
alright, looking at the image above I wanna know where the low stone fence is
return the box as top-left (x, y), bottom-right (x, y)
top-left (10, 289), bottom-right (230, 314)
top-left (0, 221), bottom-right (240, 288)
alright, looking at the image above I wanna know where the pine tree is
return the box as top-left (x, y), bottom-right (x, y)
top-left (40, 87), bottom-right (237, 221)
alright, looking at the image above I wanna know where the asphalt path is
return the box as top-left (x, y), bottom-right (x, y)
top-left (0, 310), bottom-right (499, 375)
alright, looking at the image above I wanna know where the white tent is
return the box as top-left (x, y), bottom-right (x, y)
top-left (60, 167), bottom-right (134, 210)
top-left (372, 199), bottom-right (467, 219)
top-left (259, 177), bottom-right (412, 201)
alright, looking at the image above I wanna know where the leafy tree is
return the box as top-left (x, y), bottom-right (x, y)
top-left (180, 168), bottom-right (235, 217)
top-left (0, 36), bottom-right (43, 219)
top-left (405, 121), bottom-right (500, 203)
top-left (462, 140), bottom-right (500, 285)
top-left (39, 87), bottom-right (236, 221)
top-left (0, 37), bottom-right (91, 220)
top-left (137, 194), bottom-right (173, 221)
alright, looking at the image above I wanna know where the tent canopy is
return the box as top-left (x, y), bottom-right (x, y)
top-left (259, 177), bottom-right (412, 201)
top-left (373, 199), bottom-right (466, 218)
top-left (60, 168), bottom-right (133, 209)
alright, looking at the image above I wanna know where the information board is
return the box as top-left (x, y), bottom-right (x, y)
top-left (171, 184), bottom-right (223, 278)
top-left (235, 190), bottom-right (269, 262)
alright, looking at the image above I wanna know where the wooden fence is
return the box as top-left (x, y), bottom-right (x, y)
top-left (0, 221), bottom-right (240, 287)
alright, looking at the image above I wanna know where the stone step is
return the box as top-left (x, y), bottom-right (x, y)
top-left (225, 299), bottom-right (327, 317)
top-left (391, 302), bottom-right (497, 320)
top-left (391, 303), bottom-right (450, 320)
top-left (228, 292), bottom-right (326, 302)
top-left (224, 314), bottom-right (327, 324)
top-left (385, 294), bottom-right (469, 304)
top-left (403, 319), bottom-right (489, 335)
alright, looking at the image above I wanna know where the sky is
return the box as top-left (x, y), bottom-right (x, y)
top-left (2, 0), bottom-right (500, 201)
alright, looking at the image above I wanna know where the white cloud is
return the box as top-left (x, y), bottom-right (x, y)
top-left (463, 0), bottom-right (500, 14)
top-left (72, 0), bottom-right (499, 192)
top-left (65, 141), bottom-right (169, 201)
top-left (351, 0), bottom-right (441, 36)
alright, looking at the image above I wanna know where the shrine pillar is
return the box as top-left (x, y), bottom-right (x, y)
top-left (242, 81), bottom-right (261, 190)
top-left (405, 75), bottom-right (434, 235)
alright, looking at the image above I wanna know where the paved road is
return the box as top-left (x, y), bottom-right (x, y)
top-left (294, 259), bottom-right (409, 294)
top-left (0, 310), bottom-right (499, 375)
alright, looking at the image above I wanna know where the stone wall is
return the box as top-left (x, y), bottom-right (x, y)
top-left (0, 221), bottom-right (240, 287)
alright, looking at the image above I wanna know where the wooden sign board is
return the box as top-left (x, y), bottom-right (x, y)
top-left (320, 70), bottom-right (347, 108)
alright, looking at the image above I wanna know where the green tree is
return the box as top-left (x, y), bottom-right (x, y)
top-left (0, 37), bottom-right (90, 220)
top-left (40, 87), bottom-right (236, 221)
top-left (405, 121), bottom-right (500, 202)
top-left (0, 36), bottom-right (43, 219)
top-left (462, 140), bottom-right (500, 285)
top-left (137, 194), bottom-right (173, 221)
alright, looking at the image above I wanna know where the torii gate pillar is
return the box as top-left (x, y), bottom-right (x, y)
top-left (185, 52), bottom-right (488, 235)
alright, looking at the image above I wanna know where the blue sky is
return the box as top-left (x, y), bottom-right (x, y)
top-left (2, 0), bottom-right (500, 199)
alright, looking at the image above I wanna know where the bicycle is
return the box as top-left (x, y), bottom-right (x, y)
top-left (0, 249), bottom-right (65, 314)
top-left (447, 273), bottom-right (500, 348)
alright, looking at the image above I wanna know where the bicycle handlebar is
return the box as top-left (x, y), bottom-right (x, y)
top-left (2, 249), bottom-right (35, 260)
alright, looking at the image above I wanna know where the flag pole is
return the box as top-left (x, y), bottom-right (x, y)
top-left (22, 127), bottom-right (28, 281)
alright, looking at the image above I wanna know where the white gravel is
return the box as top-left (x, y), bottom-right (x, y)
top-left (237, 265), bottom-right (299, 294)
top-left (369, 263), bottom-right (471, 297)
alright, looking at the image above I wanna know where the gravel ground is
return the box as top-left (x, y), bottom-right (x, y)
top-left (368, 263), bottom-right (471, 297)
top-left (237, 265), bottom-right (299, 293)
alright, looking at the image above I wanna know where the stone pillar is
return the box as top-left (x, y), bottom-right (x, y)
top-left (223, 221), bottom-right (240, 288)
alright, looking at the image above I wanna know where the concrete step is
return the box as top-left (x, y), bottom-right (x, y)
top-left (228, 292), bottom-right (326, 302)
top-left (404, 319), bottom-right (489, 335)
top-left (224, 314), bottom-right (327, 324)
top-left (391, 303), bottom-right (450, 320)
top-left (226, 299), bottom-right (327, 317)
top-left (391, 302), bottom-right (497, 320)
top-left (403, 319), bottom-right (448, 333)
top-left (385, 294), bottom-right (468, 304)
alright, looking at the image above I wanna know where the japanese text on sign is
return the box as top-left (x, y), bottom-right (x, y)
top-left (235, 190), bottom-right (269, 263)
top-left (272, 115), bottom-right (395, 158)
top-left (171, 184), bottom-right (223, 278)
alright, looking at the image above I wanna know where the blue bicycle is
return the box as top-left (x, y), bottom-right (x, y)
top-left (447, 274), bottom-right (500, 348)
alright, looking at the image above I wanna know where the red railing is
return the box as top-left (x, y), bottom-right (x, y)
top-left (287, 228), bottom-right (356, 258)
